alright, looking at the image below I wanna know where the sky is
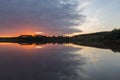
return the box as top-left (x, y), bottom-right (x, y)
top-left (0, 0), bottom-right (120, 36)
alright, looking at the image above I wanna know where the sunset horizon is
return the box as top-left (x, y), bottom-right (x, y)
top-left (0, 0), bottom-right (119, 36)
top-left (0, 0), bottom-right (120, 80)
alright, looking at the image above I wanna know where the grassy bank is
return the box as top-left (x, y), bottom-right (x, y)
top-left (71, 28), bottom-right (120, 43)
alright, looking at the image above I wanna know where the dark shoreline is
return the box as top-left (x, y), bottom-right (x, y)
top-left (0, 28), bottom-right (120, 52)
top-left (0, 36), bottom-right (120, 53)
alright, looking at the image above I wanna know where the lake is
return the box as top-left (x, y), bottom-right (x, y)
top-left (0, 43), bottom-right (120, 80)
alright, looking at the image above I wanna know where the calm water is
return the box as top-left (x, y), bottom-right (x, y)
top-left (0, 43), bottom-right (120, 80)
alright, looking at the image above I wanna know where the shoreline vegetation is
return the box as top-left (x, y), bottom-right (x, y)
top-left (0, 28), bottom-right (120, 52)
top-left (71, 28), bottom-right (120, 43)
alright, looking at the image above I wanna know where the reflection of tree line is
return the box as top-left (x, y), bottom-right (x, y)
top-left (0, 28), bottom-right (120, 52)
top-left (72, 41), bottom-right (120, 53)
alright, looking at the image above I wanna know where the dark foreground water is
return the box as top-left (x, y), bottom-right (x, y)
top-left (0, 43), bottom-right (120, 80)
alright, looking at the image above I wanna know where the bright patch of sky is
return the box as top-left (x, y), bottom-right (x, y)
top-left (79, 0), bottom-right (120, 34)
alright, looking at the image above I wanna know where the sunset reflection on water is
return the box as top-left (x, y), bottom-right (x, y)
top-left (0, 42), bottom-right (44, 50)
top-left (0, 43), bottom-right (120, 80)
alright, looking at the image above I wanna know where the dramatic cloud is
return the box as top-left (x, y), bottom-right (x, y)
top-left (0, 0), bottom-right (86, 35)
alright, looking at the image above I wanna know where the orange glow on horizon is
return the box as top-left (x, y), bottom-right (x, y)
top-left (0, 24), bottom-right (50, 37)
top-left (0, 31), bottom-right (47, 37)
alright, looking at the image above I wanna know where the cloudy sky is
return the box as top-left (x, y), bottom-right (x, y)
top-left (0, 0), bottom-right (120, 36)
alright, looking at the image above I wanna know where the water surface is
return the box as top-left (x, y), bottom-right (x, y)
top-left (0, 43), bottom-right (120, 80)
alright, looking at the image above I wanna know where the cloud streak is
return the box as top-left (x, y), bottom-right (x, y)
top-left (0, 0), bottom-right (86, 35)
